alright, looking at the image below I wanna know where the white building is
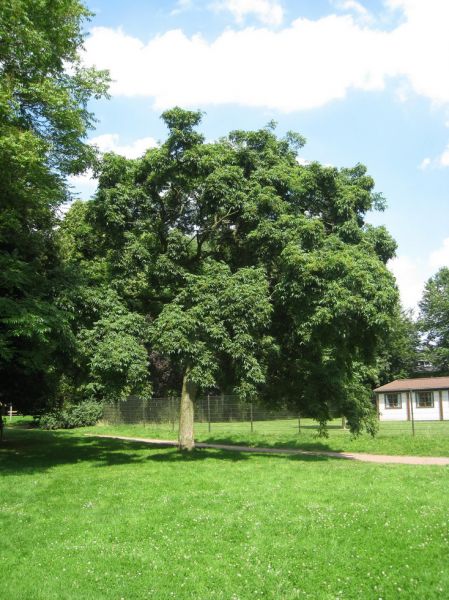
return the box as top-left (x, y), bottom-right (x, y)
top-left (374, 377), bottom-right (449, 421)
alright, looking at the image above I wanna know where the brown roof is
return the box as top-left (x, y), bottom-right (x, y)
top-left (375, 377), bottom-right (449, 392)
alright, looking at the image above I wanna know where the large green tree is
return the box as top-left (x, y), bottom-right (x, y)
top-left (0, 1), bottom-right (109, 411)
top-left (66, 108), bottom-right (398, 446)
top-left (419, 267), bottom-right (449, 372)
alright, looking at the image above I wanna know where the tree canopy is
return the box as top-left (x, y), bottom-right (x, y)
top-left (60, 107), bottom-right (399, 446)
top-left (0, 0), bottom-right (109, 411)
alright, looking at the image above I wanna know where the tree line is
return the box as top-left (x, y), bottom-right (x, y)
top-left (1, 1), bottom-right (446, 448)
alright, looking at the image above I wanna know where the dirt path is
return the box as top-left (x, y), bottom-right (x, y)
top-left (90, 434), bottom-right (449, 465)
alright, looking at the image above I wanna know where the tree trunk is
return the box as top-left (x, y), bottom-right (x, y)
top-left (179, 365), bottom-right (196, 451)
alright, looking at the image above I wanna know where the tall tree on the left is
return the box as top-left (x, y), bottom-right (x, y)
top-left (0, 1), bottom-right (109, 412)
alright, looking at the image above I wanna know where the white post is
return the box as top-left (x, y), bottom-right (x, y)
top-left (9, 404), bottom-right (13, 423)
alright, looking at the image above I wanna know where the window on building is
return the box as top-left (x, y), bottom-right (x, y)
top-left (415, 391), bottom-right (434, 408)
top-left (385, 393), bottom-right (401, 409)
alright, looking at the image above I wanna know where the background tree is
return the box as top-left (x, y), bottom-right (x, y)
top-left (68, 108), bottom-right (398, 445)
top-left (419, 267), bottom-right (449, 372)
top-left (57, 201), bottom-right (152, 404)
top-left (0, 1), bottom-right (109, 412)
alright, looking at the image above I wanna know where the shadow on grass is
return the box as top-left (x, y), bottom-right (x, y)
top-left (0, 427), bottom-right (160, 476)
top-left (146, 447), bottom-right (330, 463)
top-left (197, 435), bottom-right (345, 454)
top-left (0, 427), bottom-right (331, 475)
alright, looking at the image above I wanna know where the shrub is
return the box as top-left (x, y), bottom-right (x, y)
top-left (39, 411), bottom-right (66, 430)
top-left (39, 401), bottom-right (103, 430)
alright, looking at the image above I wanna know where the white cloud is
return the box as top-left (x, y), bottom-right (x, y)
top-left (390, 237), bottom-right (449, 311)
top-left (212, 0), bottom-right (284, 25)
top-left (437, 145), bottom-right (449, 167)
top-left (66, 135), bottom-right (158, 200)
top-left (419, 143), bottom-right (449, 169)
top-left (383, 0), bottom-right (449, 107)
top-left (84, 19), bottom-right (389, 112)
top-left (171, 0), bottom-right (193, 16)
top-left (394, 82), bottom-right (410, 104)
top-left (338, 0), bottom-right (368, 14)
top-left (89, 133), bottom-right (158, 158)
top-left (68, 170), bottom-right (95, 186)
top-left (332, 0), bottom-right (373, 24)
top-left (83, 1), bottom-right (449, 112)
top-left (67, 169), bottom-right (97, 196)
top-left (429, 237), bottom-right (449, 270)
top-left (419, 157), bottom-right (431, 170)
top-left (388, 255), bottom-right (426, 312)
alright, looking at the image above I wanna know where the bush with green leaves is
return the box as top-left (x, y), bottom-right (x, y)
top-left (39, 401), bottom-right (103, 430)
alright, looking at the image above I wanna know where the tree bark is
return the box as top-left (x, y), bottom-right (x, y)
top-left (179, 365), bottom-right (196, 451)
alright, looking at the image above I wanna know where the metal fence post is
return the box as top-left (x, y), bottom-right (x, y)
top-left (298, 415), bottom-right (301, 434)
top-left (142, 398), bottom-right (146, 428)
top-left (207, 394), bottom-right (211, 433)
top-left (171, 397), bottom-right (175, 432)
top-left (250, 402), bottom-right (254, 433)
top-left (410, 389), bottom-right (415, 437)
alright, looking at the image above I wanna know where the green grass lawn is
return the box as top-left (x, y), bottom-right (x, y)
top-left (81, 417), bottom-right (449, 457)
top-left (1, 426), bottom-right (449, 599)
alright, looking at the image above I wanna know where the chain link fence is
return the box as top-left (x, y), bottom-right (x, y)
top-left (102, 395), bottom-right (346, 436)
top-left (101, 395), bottom-right (449, 437)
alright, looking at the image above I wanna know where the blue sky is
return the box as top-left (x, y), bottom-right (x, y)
top-left (71, 0), bottom-right (449, 311)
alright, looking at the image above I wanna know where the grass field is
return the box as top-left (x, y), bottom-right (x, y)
top-left (79, 417), bottom-right (449, 457)
top-left (1, 424), bottom-right (449, 599)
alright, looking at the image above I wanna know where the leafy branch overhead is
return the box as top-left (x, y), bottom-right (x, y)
top-left (0, 0), bottom-right (109, 412)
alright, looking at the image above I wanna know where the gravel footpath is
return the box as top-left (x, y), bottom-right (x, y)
top-left (90, 434), bottom-right (449, 465)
